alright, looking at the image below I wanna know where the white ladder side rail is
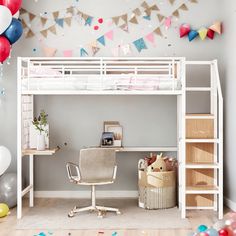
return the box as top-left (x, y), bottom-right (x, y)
top-left (214, 60), bottom-right (224, 219)
top-left (181, 58), bottom-right (186, 219)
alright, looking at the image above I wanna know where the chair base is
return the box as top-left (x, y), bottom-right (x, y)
top-left (68, 205), bottom-right (121, 218)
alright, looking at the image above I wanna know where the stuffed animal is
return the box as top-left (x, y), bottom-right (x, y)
top-left (147, 153), bottom-right (166, 172)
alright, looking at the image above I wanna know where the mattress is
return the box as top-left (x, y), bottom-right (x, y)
top-left (21, 76), bottom-right (181, 91)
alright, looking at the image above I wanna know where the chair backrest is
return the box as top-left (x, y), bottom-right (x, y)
top-left (79, 148), bottom-right (116, 182)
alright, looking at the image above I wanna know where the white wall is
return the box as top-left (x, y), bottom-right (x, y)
top-left (0, 0), bottom-right (224, 192)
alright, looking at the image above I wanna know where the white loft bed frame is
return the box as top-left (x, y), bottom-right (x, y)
top-left (17, 57), bottom-right (223, 220)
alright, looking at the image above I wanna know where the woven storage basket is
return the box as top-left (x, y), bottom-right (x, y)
top-left (138, 170), bottom-right (176, 209)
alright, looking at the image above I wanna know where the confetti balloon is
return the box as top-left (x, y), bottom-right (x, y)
top-left (198, 225), bottom-right (208, 232)
top-left (218, 229), bottom-right (229, 236)
top-left (199, 232), bottom-right (209, 236)
top-left (206, 228), bottom-right (219, 236)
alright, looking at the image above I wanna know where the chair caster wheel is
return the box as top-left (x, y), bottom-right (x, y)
top-left (116, 210), bottom-right (121, 215)
top-left (68, 211), bottom-right (75, 218)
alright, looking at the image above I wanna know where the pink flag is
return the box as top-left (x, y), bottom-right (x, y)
top-left (63, 50), bottom-right (73, 57)
top-left (165, 17), bottom-right (172, 29)
top-left (105, 30), bottom-right (114, 40)
top-left (145, 32), bottom-right (155, 44)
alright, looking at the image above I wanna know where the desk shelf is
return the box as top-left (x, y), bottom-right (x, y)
top-left (22, 147), bottom-right (59, 156)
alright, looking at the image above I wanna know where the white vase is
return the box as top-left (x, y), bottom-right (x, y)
top-left (37, 134), bottom-right (45, 151)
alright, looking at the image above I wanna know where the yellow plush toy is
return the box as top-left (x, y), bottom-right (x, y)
top-left (147, 153), bottom-right (166, 172)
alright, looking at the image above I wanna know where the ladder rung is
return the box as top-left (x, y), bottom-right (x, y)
top-left (186, 163), bottom-right (219, 169)
top-left (185, 139), bottom-right (219, 143)
top-left (186, 87), bottom-right (211, 91)
top-left (186, 206), bottom-right (215, 210)
top-left (186, 185), bottom-right (219, 194)
top-left (185, 114), bottom-right (214, 119)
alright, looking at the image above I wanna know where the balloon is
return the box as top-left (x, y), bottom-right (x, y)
top-left (0, 5), bottom-right (12, 34)
top-left (0, 173), bottom-right (17, 208)
top-left (13, 10), bottom-right (19, 19)
top-left (0, 203), bottom-right (9, 217)
top-left (206, 228), bottom-right (219, 236)
top-left (218, 229), bottom-right (229, 236)
top-left (0, 146), bottom-right (11, 175)
top-left (0, 0), bottom-right (22, 15)
top-left (4, 18), bottom-right (23, 44)
top-left (198, 225), bottom-right (208, 232)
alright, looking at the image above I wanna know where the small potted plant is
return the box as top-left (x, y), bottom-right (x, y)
top-left (32, 110), bottom-right (48, 151)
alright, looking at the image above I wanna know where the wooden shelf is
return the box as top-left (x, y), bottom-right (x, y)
top-left (186, 163), bottom-right (219, 169)
top-left (118, 146), bottom-right (178, 152)
top-left (185, 114), bottom-right (214, 119)
top-left (186, 185), bottom-right (219, 194)
top-left (22, 147), bottom-right (59, 156)
top-left (186, 139), bottom-right (219, 143)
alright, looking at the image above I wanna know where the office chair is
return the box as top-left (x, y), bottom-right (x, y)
top-left (66, 148), bottom-right (120, 217)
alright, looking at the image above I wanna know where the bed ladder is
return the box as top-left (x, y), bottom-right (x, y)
top-left (181, 60), bottom-right (223, 219)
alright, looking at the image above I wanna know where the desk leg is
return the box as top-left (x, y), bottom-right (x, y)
top-left (29, 154), bottom-right (34, 207)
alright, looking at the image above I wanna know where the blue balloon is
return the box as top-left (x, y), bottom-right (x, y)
top-left (188, 30), bottom-right (199, 42)
top-left (207, 228), bottom-right (219, 236)
top-left (198, 224), bottom-right (208, 232)
top-left (4, 18), bottom-right (23, 44)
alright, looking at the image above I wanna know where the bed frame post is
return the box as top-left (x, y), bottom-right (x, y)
top-left (17, 57), bottom-right (22, 219)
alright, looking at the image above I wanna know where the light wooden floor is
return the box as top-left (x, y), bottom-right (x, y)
top-left (0, 199), bottom-right (230, 236)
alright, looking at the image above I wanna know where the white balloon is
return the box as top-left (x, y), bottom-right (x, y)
top-left (13, 11), bottom-right (20, 19)
top-left (0, 6), bottom-right (12, 34)
top-left (0, 146), bottom-right (11, 176)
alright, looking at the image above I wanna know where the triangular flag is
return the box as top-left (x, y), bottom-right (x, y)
top-left (63, 50), bottom-right (73, 57)
top-left (85, 16), bottom-right (93, 26)
top-left (40, 17), bottom-right (47, 27)
top-left (145, 32), bottom-right (155, 44)
top-left (179, 4), bottom-right (188, 11)
top-left (179, 24), bottom-right (191, 37)
top-left (198, 28), bottom-right (208, 40)
top-left (21, 19), bottom-right (27, 29)
top-left (55, 18), bottom-right (64, 28)
top-left (141, 1), bottom-right (149, 9)
top-left (40, 29), bottom-right (48, 38)
top-left (169, 0), bottom-right (175, 5)
top-left (112, 16), bottom-right (120, 25)
top-left (207, 29), bottom-right (215, 40)
top-left (29, 13), bottom-right (36, 21)
top-left (129, 16), bottom-right (138, 24)
top-left (209, 21), bottom-right (222, 34)
top-left (97, 35), bottom-right (106, 46)
top-left (42, 46), bottom-right (57, 57)
top-left (145, 9), bottom-right (151, 16)
top-left (172, 10), bottom-right (179, 18)
top-left (121, 14), bottom-right (128, 23)
top-left (150, 5), bottom-right (159, 11)
top-left (120, 23), bottom-right (129, 32)
top-left (133, 8), bottom-right (141, 16)
top-left (20, 8), bottom-right (27, 15)
top-left (90, 41), bottom-right (97, 48)
top-left (190, 0), bottom-right (198, 3)
top-left (154, 27), bottom-right (163, 37)
top-left (188, 30), bottom-right (198, 41)
top-left (105, 30), bottom-right (113, 40)
top-left (133, 38), bottom-right (147, 52)
top-left (53, 11), bottom-right (59, 19)
top-left (67, 7), bottom-right (74, 15)
top-left (49, 25), bottom-right (57, 35)
top-left (157, 14), bottom-right (165, 22)
top-left (92, 46), bottom-right (100, 56)
top-left (26, 29), bottom-right (34, 38)
top-left (165, 17), bottom-right (172, 29)
top-left (82, 13), bottom-right (89, 21)
top-left (143, 15), bottom-right (151, 21)
top-left (80, 48), bottom-right (88, 57)
top-left (64, 17), bottom-right (72, 27)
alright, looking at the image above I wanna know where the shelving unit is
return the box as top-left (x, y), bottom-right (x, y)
top-left (180, 61), bottom-right (223, 219)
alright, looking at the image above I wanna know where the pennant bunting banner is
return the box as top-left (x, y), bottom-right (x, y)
top-left (143, 15), bottom-right (151, 21)
top-left (169, 0), bottom-right (176, 5)
top-left (145, 32), bottom-right (155, 44)
top-left (157, 14), bottom-right (165, 22)
top-left (42, 46), bottom-right (57, 57)
top-left (154, 27), bottom-right (163, 37)
top-left (129, 16), bottom-right (138, 24)
top-left (40, 29), bottom-right (48, 38)
top-left (133, 38), bottom-right (147, 52)
top-left (29, 13), bottom-right (36, 21)
top-left (53, 11), bottom-right (59, 19)
top-left (188, 30), bottom-right (198, 41)
top-left (165, 17), bottom-right (172, 29)
top-left (209, 21), bottom-right (222, 34)
top-left (105, 30), bottom-right (114, 40)
top-left (172, 10), bottom-right (180, 18)
top-left (133, 8), bottom-right (141, 16)
top-left (64, 17), bottom-right (72, 27)
top-left (119, 23), bottom-right (129, 32)
top-left (121, 14), bottom-right (128, 24)
top-left (49, 25), bottom-right (57, 35)
top-left (207, 29), bottom-right (215, 40)
top-left (40, 17), bottom-right (48, 27)
top-left (85, 16), bottom-right (93, 26)
top-left (80, 48), bottom-right (88, 57)
top-left (55, 18), bottom-right (64, 28)
top-left (26, 29), bottom-right (34, 38)
top-left (112, 17), bottom-right (120, 25)
top-left (179, 4), bottom-right (188, 11)
top-left (97, 35), bottom-right (106, 46)
top-left (63, 50), bottom-right (73, 57)
top-left (91, 46), bottom-right (100, 56)
top-left (198, 28), bottom-right (208, 40)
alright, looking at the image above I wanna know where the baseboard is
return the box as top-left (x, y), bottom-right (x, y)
top-left (34, 190), bottom-right (139, 199)
top-left (224, 197), bottom-right (236, 211)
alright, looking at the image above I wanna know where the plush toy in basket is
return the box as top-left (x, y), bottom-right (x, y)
top-left (138, 153), bottom-right (177, 210)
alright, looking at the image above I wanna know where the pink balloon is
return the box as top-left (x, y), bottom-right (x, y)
top-left (198, 232), bottom-right (209, 236)
top-left (0, 36), bottom-right (10, 63)
top-left (0, 0), bottom-right (22, 15)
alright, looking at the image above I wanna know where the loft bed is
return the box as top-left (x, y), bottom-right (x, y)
top-left (17, 57), bottom-right (223, 220)
top-left (19, 57), bottom-right (183, 95)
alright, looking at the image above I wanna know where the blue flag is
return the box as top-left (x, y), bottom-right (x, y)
top-left (133, 38), bottom-right (147, 52)
top-left (55, 18), bottom-right (64, 28)
top-left (85, 17), bottom-right (93, 26)
top-left (188, 30), bottom-right (198, 41)
top-left (80, 48), bottom-right (88, 57)
top-left (97, 35), bottom-right (105, 46)
top-left (143, 15), bottom-right (151, 21)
